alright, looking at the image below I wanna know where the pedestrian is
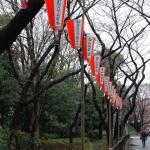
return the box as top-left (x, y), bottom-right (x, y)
top-left (140, 130), bottom-right (148, 147)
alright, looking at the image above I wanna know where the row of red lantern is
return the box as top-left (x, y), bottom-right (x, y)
top-left (103, 75), bottom-right (123, 110)
top-left (45, 0), bottom-right (123, 110)
top-left (86, 37), bottom-right (123, 109)
top-left (66, 20), bottom-right (123, 109)
top-left (88, 57), bottom-right (122, 110)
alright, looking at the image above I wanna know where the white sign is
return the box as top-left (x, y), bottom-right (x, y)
top-left (100, 67), bottom-right (105, 84)
top-left (87, 35), bottom-right (94, 60)
top-left (104, 76), bottom-right (109, 92)
top-left (95, 55), bottom-right (100, 75)
top-left (54, 0), bottom-right (64, 28)
top-left (74, 20), bottom-right (82, 48)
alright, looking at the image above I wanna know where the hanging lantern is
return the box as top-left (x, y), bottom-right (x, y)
top-left (117, 96), bottom-right (120, 110)
top-left (110, 85), bottom-right (115, 104)
top-left (104, 76), bottom-right (109, 96)
top-left (108, 82), bottom-right (112, 101)
top-left (100, 67), bottom-right (106, 92)
top-left (89, 54), bottom-right (95, 75)
top-left (90, 53), bottom-right (101, 76)
top-left (113, 89), bottom-right (117, 107)
top-left (96, 54), bottom-right (103, 85)
top-left (96, 68), bottom-right (100, 85)
top-left (16, 0), bottom-right (28, 10)
top-left (22, 0), bottom-right (28, 9)
top-left (107, 80), bottom-right (112, 99)
top-left (83, 35), bottom-right (95, 61)
top-left (45, 0), bottom-right (67, 31)
top-left (118, 97), bottom-right (123, 110)
top-left (95, 54), bottom-right (101, 76)
top-left (66, 19), bottom-right (84, 49)
top-left (114, 93), bottom-right (119, 109)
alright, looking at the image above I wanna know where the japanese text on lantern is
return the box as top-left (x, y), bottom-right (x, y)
top-left (107, 82), bottom-right (111, 96)
top-left (87, 36), bottom-right (93, 58)
top-left (95, 56), bottom-right (100, 75)
top-left (104, 77), bottom-right (108, 91)
top-left (55, 0), bottom-right (63, 26)
top-left (75, 20), bottom-right (82, 48)
top-left (100, 67), bottom-right (105, 83)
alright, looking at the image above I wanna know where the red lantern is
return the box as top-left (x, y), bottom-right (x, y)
top-left (119, 98), bottom-right (123, 110)
top-left (95, 54), bottom-right (101, 76)
top-left (16, 0), bottom-right (28, 10)
top-left (107, 80), bottom-right (112, 99)
top-left (22, 0), bottom-right (28, 9)
top-left (113, 89), bottom-right (117, 107)
top-left (99, 67), bottom-right (106, 92)
top-left (84, 35), bottom-right (95, 61)
top-left (116, 95), bottom-right (119, 109)
top-left (90, 54), bottom-right (95, 75)
top-left (110, 85), bottom-right (115, 104)
top-left (66, 19), bottom-right (84, 49)
top-left (96, 68), bottom-right (100, 85)
top-left (104, 76), bottom-right (109, 96)
top-left (90, 54), bottom-right (101, 76)
top-left (45, 0), bottom-right (67, 31)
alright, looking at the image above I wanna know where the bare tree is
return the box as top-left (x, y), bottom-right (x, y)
top-left (128, 84), bottom-right (150, 132)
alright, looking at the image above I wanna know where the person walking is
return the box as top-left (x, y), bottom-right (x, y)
top-left (140, 130), bottom-right (148, 147)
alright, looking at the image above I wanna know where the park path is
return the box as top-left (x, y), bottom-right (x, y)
top-left (125, 136), bottom-right (150, 150)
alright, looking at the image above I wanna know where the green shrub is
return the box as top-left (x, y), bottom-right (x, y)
top-left (91, 136), bottom-right (108, 150)
top-left (0, 128), bottom-right (10, 149)
top-left (17, 131), bottom-right (30, 150)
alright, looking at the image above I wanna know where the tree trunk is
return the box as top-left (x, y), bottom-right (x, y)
top-left (29, 100), bottom-right (41, 150)
top-left (69, 126), bottom-right (73, 150)
top-left (8, 105), bottom-right (23, 150)
top-left (9, 130), bottom-right (19, 150)
top-left (113, 111), bottom-right (118, 140)
top-left (69, 104), bottom-right (81, 150)
top-left (0, 0), bottom-right (45, 51)
top-left (99, 121), bottom-right (102, 139)
top-left (0, 113), bottom-right (4, 128)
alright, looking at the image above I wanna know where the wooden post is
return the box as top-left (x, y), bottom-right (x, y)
top-left (118, 110), bottom-right (120, 141)
top-left (81, 55), bottom-right (85, 150)
top-left (81, 0), bottom-right (85, 149)
top-left (108, 102), bottom-right (112, 150)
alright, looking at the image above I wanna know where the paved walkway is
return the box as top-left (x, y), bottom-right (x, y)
top-left (126, 136), bottom-right (150, 150)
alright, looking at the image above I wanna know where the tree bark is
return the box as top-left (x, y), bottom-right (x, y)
top-left (8, 105), bottom-right (23, 150)
top-left (0, 113), bottom-right (4, 128)
top-left (113, 111), bottom-right (118, 140)
top-left (9, 130), bottom-right (19, 150)
top-left (99, 121), bottom-right (102, 139)
top-left (0, 0), bottom-right (45, 52)
top-left (69, 104), bottom-right (81, 150)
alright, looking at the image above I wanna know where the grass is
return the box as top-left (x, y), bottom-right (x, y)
top-left (44, 137), bottom-right (89, 144)
top-left (42, 138), bottom-right (93, 150)
top-left (129, 130), bottom-right (139, 136)
top-left (90, 136), bottom-right (108, 150)
top-left (43, 137), bottom-right (108, 150)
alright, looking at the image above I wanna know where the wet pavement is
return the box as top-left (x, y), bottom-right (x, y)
top-left (126, 136), bottom-right (150, 150)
